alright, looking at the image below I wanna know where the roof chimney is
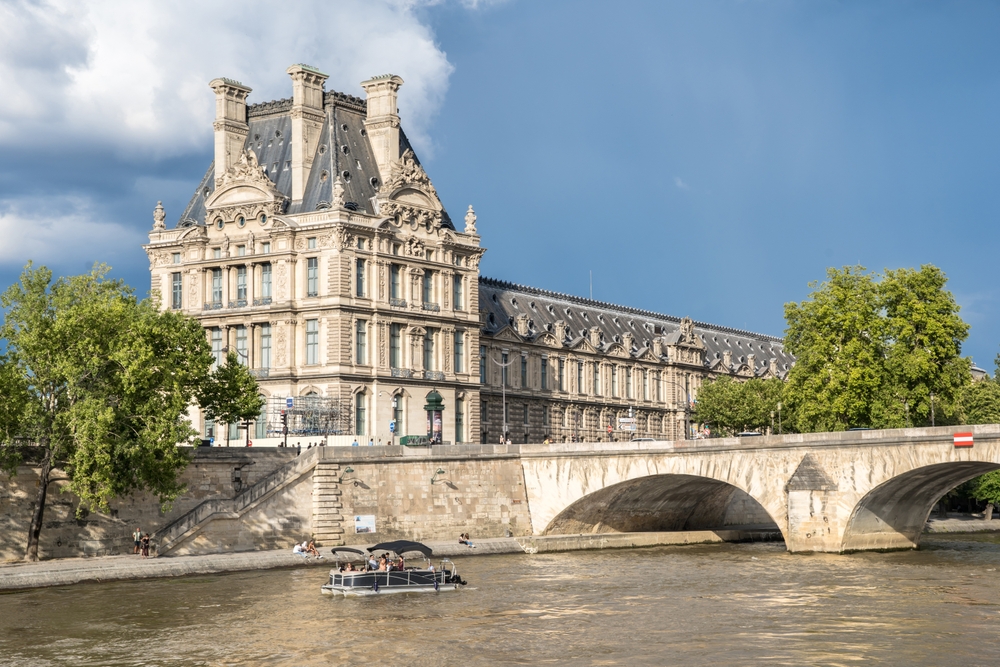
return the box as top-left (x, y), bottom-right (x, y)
top-left (286, 64), bottom-right (328, 201)
top-left (360, 74), bottom-right (404, 182)
top-left (209, 78), bottom-right (252, 183)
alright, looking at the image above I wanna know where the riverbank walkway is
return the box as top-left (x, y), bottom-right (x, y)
top-left (0, 517), bottom-right (995, 592)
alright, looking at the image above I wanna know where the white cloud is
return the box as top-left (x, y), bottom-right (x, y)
top-left (0, 0), bottom-right (457, 158)
top-left (674, 176), bottom-right (691, 190)
top-left (0, 198), bottom-right (144, 269)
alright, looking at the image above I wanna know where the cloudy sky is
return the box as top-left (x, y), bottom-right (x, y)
top-left (2, 0), bottom-right (999, 367)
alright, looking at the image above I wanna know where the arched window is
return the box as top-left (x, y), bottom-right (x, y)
top-left (255, 395), bottom-right (267, 439)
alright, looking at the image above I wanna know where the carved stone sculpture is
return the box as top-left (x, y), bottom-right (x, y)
top-left (152, 201), bottom-right (166, 230)
top-left (332, 177), bottom-right (345, 207)
top-left (464, 205), bottom-right (477, 235)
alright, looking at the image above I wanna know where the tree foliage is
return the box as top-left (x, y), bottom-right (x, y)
top-left (693, 376), bottom-right (785, 436)
top-left (969, 471), bottom-right (1000, 508)
top-left (0, 263), bottom-right (260, 560)
top-left (198, 351), bottom-right (266, 444)
top-left (783, 265), bottom-right (970, 432)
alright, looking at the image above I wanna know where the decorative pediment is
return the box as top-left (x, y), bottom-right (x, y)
top-left (205, 150), bottom-right (287, 221)
top-left (570, 338), bottom-right (598, 354)
top-left (490, 327), bottom-right (523, 342)
top-left (607, 343), bottom-right (630, 358)
top-left (537, 333), bottom-right (561, 348)
top-left (378, 149), bottom-right (444, 229)
top-left (638, 348), bottom-right (659, 362)
top-left (674, 317), bottom-right (705, 349)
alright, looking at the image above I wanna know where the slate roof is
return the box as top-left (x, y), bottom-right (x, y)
top-left (178, 91), bottom-right (452, 229)
top-left (479, 277), bottom-right (794, 375)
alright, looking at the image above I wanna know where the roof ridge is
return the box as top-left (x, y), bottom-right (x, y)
top-left (247, 89), bottom-right (366, 118)
top-left (478, 276), bottom-right (784, 343)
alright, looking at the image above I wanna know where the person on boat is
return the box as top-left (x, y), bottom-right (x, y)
top-left (367, 554), bottom-right (378, 571)
top-left (377, 555), bottom-right (388, 571)
top-left (344, 561), bottom-right (355, 571)
top-left (396, 556), bottom-right (405, 571)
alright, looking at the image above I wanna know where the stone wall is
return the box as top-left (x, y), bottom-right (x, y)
top-left (0, 448), bottom-right (297, 562)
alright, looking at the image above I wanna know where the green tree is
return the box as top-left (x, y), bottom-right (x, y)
top-left (694, 376), bottom-right (785, 436)
top-left (783, 264), bottom-right (970, 432)
top-left (0, 263), bottom-right (238, 561)
top-left (969, 471), bottom-right (1000, 521)
top-left (960, 378), bottom-right (1000, 425)
top-left (198, 352), bottom-right (266, 446)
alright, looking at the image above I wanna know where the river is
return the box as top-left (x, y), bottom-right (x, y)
top-left (3, 535), bottom-right (1000, 666)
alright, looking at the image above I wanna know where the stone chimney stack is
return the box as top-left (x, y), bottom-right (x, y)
top-left (286, 64), bottom-right (328, 201)
top-left (209, 78), bottom-right (252, 183)
top-left (360, 74), bottom-right (404, 182)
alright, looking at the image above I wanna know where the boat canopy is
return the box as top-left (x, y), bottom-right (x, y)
top-left (367, 541), bottom-right (434, 557)
top-left (330, 547), bottom-right (367, 556)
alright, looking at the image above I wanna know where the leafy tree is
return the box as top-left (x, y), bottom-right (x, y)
top-left (783, 265), bottom-right (970, 432)
top-left (0, 263), bottom-right (254, 561)
top-left (969, 471), bottom-right (1000, 521)
top-left (694, 376), bottom-right (785, 436)
top-left (960, 377), bottom-right (1000, 425)
top-left (198, 352), bottom-right (266, 446)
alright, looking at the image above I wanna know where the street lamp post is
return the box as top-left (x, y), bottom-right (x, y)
top-left (490, 352), bottom-right (514, 444)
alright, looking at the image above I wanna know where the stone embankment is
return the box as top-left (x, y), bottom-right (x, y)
top-left (0, 529), bottom-right (782, 592)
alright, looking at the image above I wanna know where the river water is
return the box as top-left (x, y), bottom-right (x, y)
top-left (3, 535), bottom-right (1000, 666)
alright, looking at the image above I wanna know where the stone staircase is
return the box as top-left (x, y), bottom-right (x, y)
top-left (311, 462), bottom-right (345, 545)
top-left (153, 447), bottom-right (321, 555)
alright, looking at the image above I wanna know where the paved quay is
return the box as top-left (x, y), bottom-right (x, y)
top-left (924, 515), bottom-right (1000, 533)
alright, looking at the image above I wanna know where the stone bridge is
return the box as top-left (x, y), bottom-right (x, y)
top-left (520, 424), bottom-right (1000, 552)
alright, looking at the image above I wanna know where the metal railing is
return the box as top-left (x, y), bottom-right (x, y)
top-left (251, 369), bottom-right (269, 378)
top-left (391, 368), bottom-right (414, 378)
top-left (228, 299), bottom-right (247, 309)
top-left (424, 370), bottom-right (445, 381)
top-left (390, 298), bottom-right (407, 308)
top-left (422, 302), bottom-right (440, 312)
top-left (203, 302), bottom-right (223, 310)
top-left (252, 297), bottom-right (272, 306)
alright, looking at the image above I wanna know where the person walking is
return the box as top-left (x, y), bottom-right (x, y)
top-left (133, 527), bottom-right (142, 555)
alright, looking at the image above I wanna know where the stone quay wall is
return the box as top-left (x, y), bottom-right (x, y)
top-left (0, 448), bottom-right (297, 562)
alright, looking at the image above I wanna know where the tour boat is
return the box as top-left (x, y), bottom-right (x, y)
top-left (321, 540), bottom-right (467, 596)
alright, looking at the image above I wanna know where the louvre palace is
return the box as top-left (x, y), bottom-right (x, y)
top-left (144, 64), bottom-right (793, 445)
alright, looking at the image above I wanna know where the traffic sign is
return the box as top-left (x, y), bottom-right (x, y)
top-left (619, 424), bottom-right (637, 432)
top-left (618, 417), bottom-right (637, 424)
top-left (286, 397), bottom-right (294, 408)
top-left (954, 432), bottom-right (974, 448)
top-left (606, 424), bottom-right (613, 434)
top-left (389, 420), bottom-right (396, 433)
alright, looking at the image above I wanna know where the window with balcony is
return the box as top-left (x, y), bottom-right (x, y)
top-left (260, 323), bottom-right (271, 370)
top-left (453, 275), bottom-right (464, 310)
top-left (307, 258), bottom-right (318, 297)
top-left (390, 264), bottom-right (402, 303)
top-left (306, 319), bottom-right (319, 365)
top-left (390, 324), bottom-right (402, 368)
top-left (211, 269), bottom-right (222, 306)
top-left (236, 266), bottom-right (247, 304)
top-left (422, 270), bottom-right (435, 308)
top-left (211, 328), bottom-right (223, 367)
top-left (454, 330), bottom-right (464, 373)
top-left (356, 319), bottom-right (367, 365)
top-left (171, 272), bottom-right (182, 309)
top-left (235, 325), bottom-right (247, 365)
top-left (356, 259), bottom-right (365, 297)
top-left (423, 329), bottom-right (435, 371)
top-left (260, 263), bottom-right (272, 302)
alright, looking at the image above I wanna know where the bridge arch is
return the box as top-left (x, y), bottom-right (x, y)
top-left (543, 473), bottom-right (782, 536)
top-left (841, 461), bottom-right (1000, 552)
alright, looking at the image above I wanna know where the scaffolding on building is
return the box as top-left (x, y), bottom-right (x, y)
top-left (264, 395), bottom-right (353, 438)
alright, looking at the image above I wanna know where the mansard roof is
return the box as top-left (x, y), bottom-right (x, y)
top-left (478, 276), bottom-right (794, 376)
top-left (177, 91), bottom-right (453, 230)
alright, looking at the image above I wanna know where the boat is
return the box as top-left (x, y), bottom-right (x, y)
top-left (320, 540), bottom-right (467, 596)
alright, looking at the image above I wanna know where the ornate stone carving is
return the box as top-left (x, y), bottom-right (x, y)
top-left (722, 350), bottom-right (733, 369)
top-left (217, 149), bottom-right (266, 189)
top-left (247, 231), bottom-right (255, 254)
top-left (276, 325), bottom-right (287, 366)
top-left (206, 149), bottom-right (288, 221)
top-left (221, 235), bottom-right (230, 257)
top-left (152, 201), bottom-right (166, 230)
top-left (332, 177), bottom-right (345, 207)
top-left (381, 149), bottom-right (438, 198)
top-left (464, 205), bottom-right (477, 234)
top-left (404, 237), bottom-right (425, 257)
top-left (515, 314), bottom-right (530, 337)
top-left (332, 225), bottom-right (351, 251)
top-left (276, 262), bottom-right (288, 299)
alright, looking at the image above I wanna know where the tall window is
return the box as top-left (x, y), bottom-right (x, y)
top-left (541, 358), bottom-right (548, 390)
top-left (523, 405), bottom-right (529, 425)
top-left (594, 364), bottom-right (601, 396)
top-left (307, 258), bottom-right (319, 297)
top-left (423, 330), bottom-right (435, 371)
top-left (393, 398), bottom-right (404, 437)
top-left (306, 319), bottom-right (318, 365)
top-left (260, 323), bottom-right (271, 369)
top-left (211, 328), bottom-right (223, 367)
top-left (577, 362), bottom-right (584, 394)
top-left (501, 352), bottom-right (509, 386)
top-left (453, 275), bottom-right (464, 310)
top-left (480, 345), bottom-right (487, 384)
top-left (171, 272), bottom-right (182, 309)
top-left (355, 393), bottom-right (366, 436)
top-left (235, 325), bottom-right (247, 365)
top-left (356, 320), bottom-right (367, 364)
top-left (656, 372), bottom-right (662, 402)
top-left (255, 398), bottom-right (267, 439)
top-left (542, 405), bottom-right (549, 429)
top-left (612, 366), bottom-right (618, 397)
top-left (211, 269), bottom-right (222, 305)
top-left (626, 367), bottom-right (633, 399)
top-left (643, 370), bottom-right (649, 401)
top-left (558, 359), bottom-right (565, 392)
top-left (261, 263), bottom-right (272, 299)
top-left (356, 259), bottom-right (365, 297)
top-left (236, 266), bottom-right (247, 302)
top-left (262, 242), bottom-right (270, 254)
top-left (390, 324), bottom-right (402, 368)
top-left (423, 270), bottom-right (434, 304)
top-left (454, 331), bottom-right (464, 373)
top-left (455, 399), bottom-right (464, 444)
top-left (390, 264), bottom-right (401, 300)
top-left (521, 356), bottom-right (528, 388)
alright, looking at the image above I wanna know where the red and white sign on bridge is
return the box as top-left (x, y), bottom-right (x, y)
top-left (953, 432), bottom-right (974, 448)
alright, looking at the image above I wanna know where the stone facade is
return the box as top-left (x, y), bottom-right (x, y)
top-left (144, 64), bottom-right (791, 447)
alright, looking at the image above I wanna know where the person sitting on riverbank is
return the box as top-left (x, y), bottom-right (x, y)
top-left (459, 533), bottom-right (477, 548)
top-left (293, 542), bottom-right (309, 558)
top-left (305, 541), bottom-right (322, 558)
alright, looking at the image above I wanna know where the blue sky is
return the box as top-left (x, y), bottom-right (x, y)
top-left (2, 0), bottom-right (999, 367)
